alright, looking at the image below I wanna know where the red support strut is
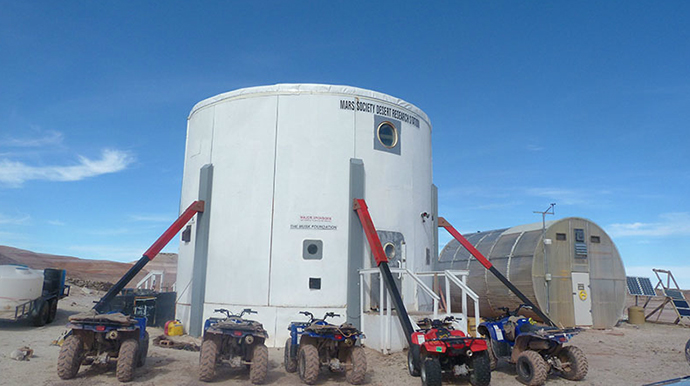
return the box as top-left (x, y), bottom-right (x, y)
top-left (353, 199), bottom-right (388, 266)
top-left (144, 200), bottom-right (205, 260)
top-left (438, 217), bottom-right (492, 270)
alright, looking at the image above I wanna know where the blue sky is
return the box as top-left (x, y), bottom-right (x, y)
top-left (1, 2), bottom-right (688, 287)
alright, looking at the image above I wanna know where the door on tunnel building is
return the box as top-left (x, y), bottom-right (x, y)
top-left (572, 272), bottom-right (593, 326)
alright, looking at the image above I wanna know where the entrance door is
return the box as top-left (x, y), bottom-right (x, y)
top-left (571, 272), bottom-right (593, 326)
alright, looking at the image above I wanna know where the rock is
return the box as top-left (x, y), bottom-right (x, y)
top-left (10, 346), bottom-right (34, 361)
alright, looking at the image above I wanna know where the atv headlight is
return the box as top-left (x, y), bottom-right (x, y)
top-left (106, 330), bottom-right (119, 340)
top-left (466, 349), bottom-right (473, 357)
top-left (344, 338), bottom-right (354, 347)
top-left (245, 335), bottom-right (254, 345)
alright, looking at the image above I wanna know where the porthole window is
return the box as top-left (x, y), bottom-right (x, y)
top-left (383, 242), bottom-right (396, 260)
top-left (377, 122), bottom-right (398, 148)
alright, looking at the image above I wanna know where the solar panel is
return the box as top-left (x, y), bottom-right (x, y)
top-left (673, 300), bottom-right (690, 309)
top-left (639, 277), bottom-right (656, 296)
top-left (627, 277), bottom-right (642, 295)
top-left (626, 276), bottom-right (656, 296)
top-left (679, 308), bottom-right (690, 317)
top-left (665, 289), bottom-right (685, 300)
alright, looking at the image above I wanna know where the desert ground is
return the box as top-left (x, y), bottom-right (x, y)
top-left (1, 286), bottom-right (689, 386)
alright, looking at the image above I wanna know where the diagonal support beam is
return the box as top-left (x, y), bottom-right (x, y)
top-left (438, 217), bottom-right (556, 326)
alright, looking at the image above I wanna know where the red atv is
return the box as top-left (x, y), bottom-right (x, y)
top-left (408, 316), bottom-right (491, 386)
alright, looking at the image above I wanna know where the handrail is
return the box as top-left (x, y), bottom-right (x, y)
top-left (445, 270), bottom-right (479, 300)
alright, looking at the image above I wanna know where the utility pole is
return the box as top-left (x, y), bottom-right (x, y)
top-left (533, 203), bottom-right (555, 315)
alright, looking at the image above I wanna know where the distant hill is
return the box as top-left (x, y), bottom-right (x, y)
top-left (0, 245), bottom-right (177, 291)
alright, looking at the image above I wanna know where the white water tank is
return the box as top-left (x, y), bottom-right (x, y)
top-left (176, 84), bottom-right (434, 346)
top-left (0, 265), bottom-right (43, 319)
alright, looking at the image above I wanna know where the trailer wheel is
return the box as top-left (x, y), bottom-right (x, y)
top-left (557, 345), bottom-right (588, 381)
top-left (32, 300), bottom-right (49, 327)
top-left (199, 339), bottom-right (218, 382)
top-left (469, 351), bottom-right (491, 386)
top-left (421, 357), bottom-right (442, 386)
top-left (116, 338), bottom-right (138, 382)
top-left (284, 338), bottom-right (297, 373)
top-left (298, 344), bottom-right (320, 385)
top-left (57, 334), bottom-right (83, 379)
top-left (47, 299), bottom-right (58, 324)
top-left (345, 346), bottom-right (366, 385)
top-left (407, 345), bottom-right (421, 376)
top-left (516, 350), bottom-right (548, 386)
top-left (138, 331), bottom-right (149, 367)
top-left (250, 343), bottom-right (269, 384)
top-left (686, 338), bottom-right (690, 364)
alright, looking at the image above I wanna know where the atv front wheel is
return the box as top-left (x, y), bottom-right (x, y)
top-left (298, 344), bottom-right (320, 385)
top-left (199, 339), bottom-right (219, 382)
top-left (250, 343), bottom-right (269, 384)
top-left (345, 346), bottom-right (367, 385)
top-left (57, 334), bottom-right (83, 379)
top-left (469, 351), bottom-right (491, 386)
top-left (284, 338), bottom-right (297, 373)
top-left (516, 350), bottom-right (548, 386)
top-left (407, 345), bottom-right (421, 376)
top-left (421, 357), bottom-right (442, 386)
top-left (557, 345), bottom-right (588, 381)
top-left (138, 331), bottom-right (149, 367)
top-left (116, 338), bottom-right (139, 382)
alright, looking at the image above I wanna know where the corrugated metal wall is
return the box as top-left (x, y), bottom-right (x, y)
top-left (437, 217), bottom-right (626, 328)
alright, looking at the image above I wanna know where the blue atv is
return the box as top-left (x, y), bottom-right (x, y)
top-left (478, 304), bottom-right (588, 386)
top-left (57, 311), bottom-right (149, 382)
top-left (199, 308), bottom-right (269, 384)
top-left (284, 311), bottom-right (367, 385)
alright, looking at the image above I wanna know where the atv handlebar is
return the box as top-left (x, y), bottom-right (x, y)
top-left (299, 311), bottom-right (340, 323)
top-left (215, 308), bottom-right (257, 318)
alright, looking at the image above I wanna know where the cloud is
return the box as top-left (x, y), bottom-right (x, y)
top-left (526, 144), bottom-right (544, 151)
top-left (0, 130), bottom-right (64, 147)
top-left (608, 212), bottom-right (690, 237)
top-left (47, 220), bottom-right (66, 226)
top-left (524, 187), bottom-right (612, 206)
top-left (128, 214), bottom-right (174, 223)
top-left (0, 149), bottom-right (134, 187)
top-left (0, 213), bottom-right (31, 225)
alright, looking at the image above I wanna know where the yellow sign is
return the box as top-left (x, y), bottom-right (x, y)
top-left (578, 290), bottom-right (588, 301)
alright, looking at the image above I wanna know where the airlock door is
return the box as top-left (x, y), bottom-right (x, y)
top-left (571, 272), bottom-right (593, 326)
top-left (370, 230), bottom-right (405, 310)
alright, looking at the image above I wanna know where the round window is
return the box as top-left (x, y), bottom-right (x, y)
top-left (377, 122), bottom-right (398, 148)
top-left (383, 243), bottom-right (396, 260)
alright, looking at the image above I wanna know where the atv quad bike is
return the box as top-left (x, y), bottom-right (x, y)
top-left (478, 304), bottom-right (588, 386)
top-left (284, 311), bottom-right (366, 385)
top-left (57, 311), bottom-right (149, 382)
top-left (407, 316), bottom-right (491, 386)
top-left (199, 308), bottom-right (269, 384)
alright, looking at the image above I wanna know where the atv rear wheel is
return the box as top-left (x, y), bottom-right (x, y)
top-left (57, 334), bottom-right (83, 380)
top-left (421, 357), bottom-right (442, 386)
top-left (199, 339), bottom-right (219, 382)
top-left (345, 346), bottom-right (366, 385)
top-left (138, 331), bottom-right (149, 367)
top-left (469, 351), bottom-right (492, 386)
top-left (516, 350), bottom-right (548, 386)
top-left (486, 339), bottom-right (498, 370)
top-left (284, 338), bottom-right (297, 373)
top-left (298, 344), bottom-right (320, 385)
top-left (250, 343), bottom-right (269, 384)
top-left (116, 338), bottom-right (139, 382)
top-left (557, 345), bottom-right (588, 381)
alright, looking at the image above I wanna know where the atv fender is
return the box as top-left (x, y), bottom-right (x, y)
top-left (511, 335), bottom-right (531, 363)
